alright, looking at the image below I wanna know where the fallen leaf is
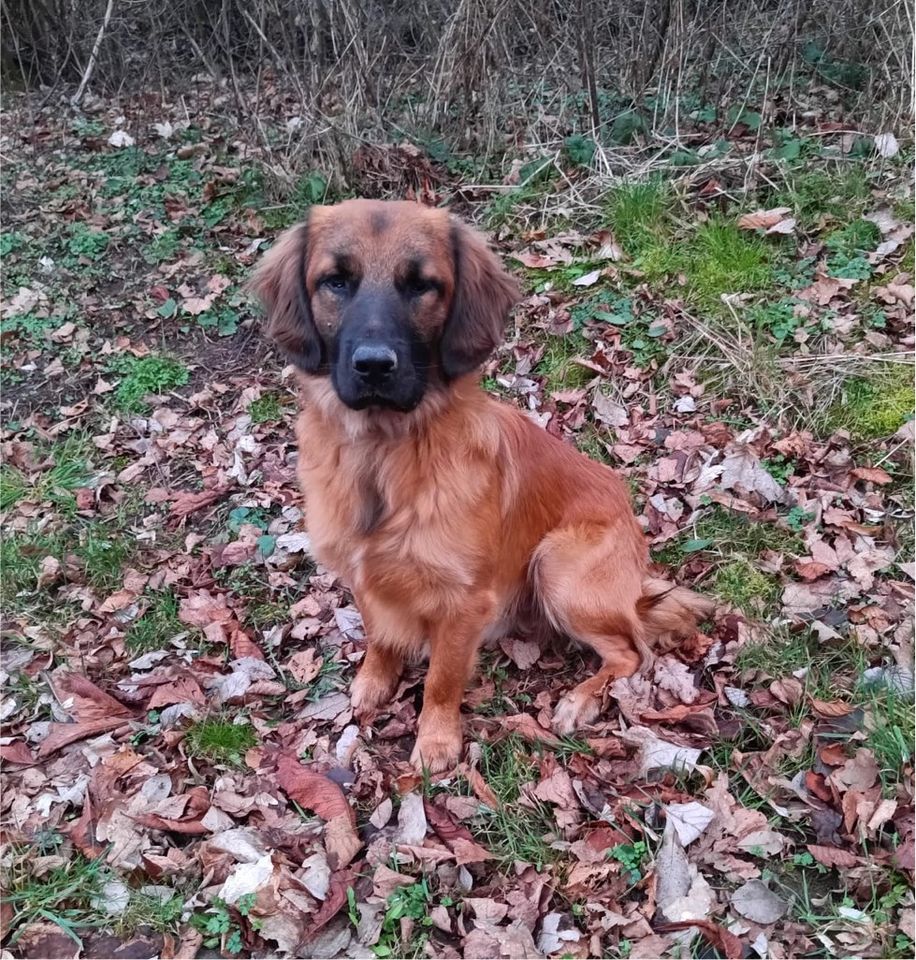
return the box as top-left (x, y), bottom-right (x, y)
top-left (217, 852), bottom-right (274, 904)
top-left (730, 878), bottom-right (789, 924)
top-left (571, 268), bottom-right (602, 287)
top-left (738, 206), bottom-right (792, 230)
top-left (806, 844), bottom-right (859, 869)
top-left (874, 132), bottom-right (899, 158)
top-left (499, 636), bottom-right (540, 669)
top-left (620, 726), bottom-right (702, 776)
top-left (666, 801), bottom-right (714, 846)
top-left (655, 920), bottom-right (743, 960)
top-left (719, 443), bottom-right (787, 503)
top-left (396, 792), bottom-right (428, 845)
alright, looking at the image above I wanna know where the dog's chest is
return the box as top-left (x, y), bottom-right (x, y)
top-left (298, 439), bottom-right (480, 597)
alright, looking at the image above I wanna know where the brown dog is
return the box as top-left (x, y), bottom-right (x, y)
top-left (250, 199), bottom-right (711, 772)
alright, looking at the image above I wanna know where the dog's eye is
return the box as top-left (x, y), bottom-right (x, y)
top-left (405, 277), bottom-right (434, 297)
top-left (321, 274), bottom-right (349, 293)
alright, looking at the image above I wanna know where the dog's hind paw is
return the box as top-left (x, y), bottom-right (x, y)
top-left (552, 688), bottom-right (601, 735)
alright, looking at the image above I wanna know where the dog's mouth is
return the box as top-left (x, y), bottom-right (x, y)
top-left (342, 392), bottom-right (421, 413)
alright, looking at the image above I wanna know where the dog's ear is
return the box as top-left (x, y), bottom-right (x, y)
top-left (440, 218), bottom-right (519, 381)
top-left (246, 218), bottom-right (323, 373)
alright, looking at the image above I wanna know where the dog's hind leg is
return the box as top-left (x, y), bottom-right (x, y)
top-left (531, 522), bottom-right (650, 735)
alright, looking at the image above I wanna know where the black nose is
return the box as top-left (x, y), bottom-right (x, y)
top-left (352, 344), bottom-right (397, 382)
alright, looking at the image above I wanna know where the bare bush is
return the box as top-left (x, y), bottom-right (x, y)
top-left (2, 0), bottom-right (911, 185)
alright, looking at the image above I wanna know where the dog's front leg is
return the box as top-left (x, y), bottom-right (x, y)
top-left (350, 592), bottom-right (420, 717)
top-left (411, 592), bottom-right (496, 775)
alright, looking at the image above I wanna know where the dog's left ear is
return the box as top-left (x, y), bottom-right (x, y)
top-left (440, 219), bottom-right (519, 381)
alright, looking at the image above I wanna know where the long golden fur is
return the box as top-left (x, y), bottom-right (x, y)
top-left (250, 199), bottom-right (712, 773)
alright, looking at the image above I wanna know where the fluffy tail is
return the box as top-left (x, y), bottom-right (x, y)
top-left (632, 577), bottom-right (715, 669)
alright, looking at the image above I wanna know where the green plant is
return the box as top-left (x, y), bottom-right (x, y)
top-left (0, 312), bottom-right (64, 345)
top-left (110, 355), bottom-right (189, 413)
top-left (785, 506), bottom-right (815, 531)
top-left (372, 880), bottom-right (433, 958)
top-left (608, 841), bottom-right (648, 884)
top-left (185, 716), bottom-right (258, 765)
top-left (191, 894), bottom-right (256, 955)
top-left (564, 134), bottom-right (597, 167)
top-left (748, 299), bottom-right (806, 344)
top-left (248, 393), bottom-right (285, 424)
top-left (66, 224), bottom-right (109, 261)
top-left (143, 228), bottom-right (182, 264)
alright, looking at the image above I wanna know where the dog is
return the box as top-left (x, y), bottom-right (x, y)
top-left (250, 198), bottom-right (711, 773)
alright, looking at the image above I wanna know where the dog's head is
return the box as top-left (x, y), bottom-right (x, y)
top-left (248, 199), bottom-right (518, 412)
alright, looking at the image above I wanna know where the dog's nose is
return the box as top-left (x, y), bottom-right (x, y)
top-left (352, 344), bottom-right (397, 381)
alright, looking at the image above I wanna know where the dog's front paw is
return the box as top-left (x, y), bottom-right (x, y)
top-left (410, 721), bottom-right (463, 775)
top-left (350, 668), bottom-right (397, 718)
top-left (552, 687), bottom-right (601, 735)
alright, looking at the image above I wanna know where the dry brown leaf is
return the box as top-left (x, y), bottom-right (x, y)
top-left (738, 206), bottom-right (792, 230)
top-left (806, 844), bottom-right (859, 868)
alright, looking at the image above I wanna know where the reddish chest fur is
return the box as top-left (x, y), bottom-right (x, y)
top-left (295, 375), bottom-right (647, 644)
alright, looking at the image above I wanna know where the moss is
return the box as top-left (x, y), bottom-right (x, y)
top-left (711, 558), bottom-right (780, 613)
top-left (825, 365), bottom-right (914, 440)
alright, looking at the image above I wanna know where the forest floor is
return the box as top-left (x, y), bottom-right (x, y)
top-left (1, 82), bottom-right (914, 959)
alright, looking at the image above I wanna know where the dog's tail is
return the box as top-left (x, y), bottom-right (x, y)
top-left (632, 576), bottom-right (715, 670)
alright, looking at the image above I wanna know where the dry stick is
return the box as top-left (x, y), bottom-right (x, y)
top-left (71, 0), bottom-right (117, 108)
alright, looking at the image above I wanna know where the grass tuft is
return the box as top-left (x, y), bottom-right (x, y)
top-left (605, 178), bottom-right (672, 257)
top-left (126, 591), bottom-right (184, 652)
top-left (185, 716), bottom-right (258, 765)
top-left (457, 736), bottom-right (557, 868)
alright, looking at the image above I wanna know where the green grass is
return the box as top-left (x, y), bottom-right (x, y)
top-left (0, 435), bottom-right (94, 513)
top-left (654, 506), bottom-right (803, 567)
top-left (1, 524), bottom-right (135, 605)
top-left (771, 167), bottom-right (872, 224)
top-left (824, 365), bottom-right (914, 440)
top-left (637, 218), bottom-right (776, 309)
top-left (604, 178), bottom-right (672, 257)
top-left (110, 355), bottom-right (189, 413)
top-left (2, 851), bottom-right (105, 947)
top-left (126, 591), bottom-right (183, 652)
top-left (184, 716), bottom-right (258, 765)
top-left (736, 627), bottom-right (868, 700)
top-left (455, 736), bottom-right (557, 869)
top-left (0, 464), bottom-right (29, 509)
top-left (858, 685), bottom-right (913, 787)
top-left (535, 332), bottom-right (592, 391)
top-left (248, 393), bottom-right (286, 424)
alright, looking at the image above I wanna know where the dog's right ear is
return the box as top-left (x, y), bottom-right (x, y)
top-left (246, 219), bottom-right (323, 373)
